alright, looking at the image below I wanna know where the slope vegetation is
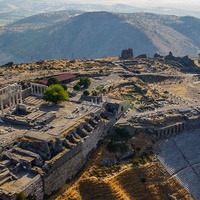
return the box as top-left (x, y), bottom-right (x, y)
top-left (55, 145), bottom-right (193, 200)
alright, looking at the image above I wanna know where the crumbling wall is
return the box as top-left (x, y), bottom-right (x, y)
top-left (186, 116), bottom-right (200, 130)
top-left (43, 120), bottom-right (106, 195)
top-left (22, 88), bottom-right (31, 99)
top-left (23, 174), bottom-right (43, 200)
top-left (43, 149), bottom-right (84, 195)
top-left (44, 143), bottom-right (83, 174)
top-left (0, 103), bottom-right (125, 199)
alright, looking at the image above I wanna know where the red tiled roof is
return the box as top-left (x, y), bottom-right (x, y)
top-left (39, 73), bottom-right (76, 85)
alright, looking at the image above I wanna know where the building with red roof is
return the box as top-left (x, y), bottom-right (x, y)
top-left (39, 73), bottom-right (76, 85)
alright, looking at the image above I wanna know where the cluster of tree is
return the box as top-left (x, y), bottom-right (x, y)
top-left (43, 77), bottom-right (69, 104)
top-left (73, 77), bottom-right (91, 91)
top-left (47, 76), bottom-right (68, 90)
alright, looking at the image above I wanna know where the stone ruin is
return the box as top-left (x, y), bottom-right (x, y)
top-left (0, 92), bottom-right (124, 199)
top-left (165, 51), bottom-right (198, 72)
top-left (120, 48), bottom-right (133, 59)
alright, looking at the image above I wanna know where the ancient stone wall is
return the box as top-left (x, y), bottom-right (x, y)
top-left (23, 174), bottom-right (43, 200)
top-left (138, 74), bottom-right (179, 83)
top-left (82, 120), bottom-right (105, 158)
top-left (186, 116), bottom-right (200, 130)
top-left (0, 102), bottom-right (126, 200)
top-left (22, 88), bottom-right (31, 99)
top-left (43, 150), bottom-right (84, 195)
top-left (43, 120), bottom-right (106, 195)
top-left (45, 142), bottom-right (83, 174)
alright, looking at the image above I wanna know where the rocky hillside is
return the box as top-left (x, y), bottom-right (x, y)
top-left (0, 11), bottom-right (200, 65)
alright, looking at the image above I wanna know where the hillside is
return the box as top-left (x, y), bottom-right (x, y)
top-left (1, 1), bottom-right (200, 26)
top-left (53, 142), bottom-right (193, 200)
top-left (0, 11), bottom-right (200, 65)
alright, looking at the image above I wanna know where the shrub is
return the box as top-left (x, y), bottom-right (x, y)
top-left (61, 84), bottom-right (68, 90)
top-left (73, 84), bottom-right (81, 91)
top-left (78, 77), bottom-right (91, 88)
top-left (132, 155), bottom-right (151, 166)
top-left (47, 76), bottom-right (58, 86)
top-left (115, 126), bottom-right (130, 140)
top-left (107, 140), bottom-right (117, 152)
top-left (83, 90), bottom-right (90, 96)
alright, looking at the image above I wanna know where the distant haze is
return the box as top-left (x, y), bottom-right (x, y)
top-left (72, 0), bottom-right (200, 10)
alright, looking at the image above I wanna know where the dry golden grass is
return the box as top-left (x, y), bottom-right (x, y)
top-left (56, 161), bottom-right (193, 200)
top-left (55, 136), bottom-right (193, 200)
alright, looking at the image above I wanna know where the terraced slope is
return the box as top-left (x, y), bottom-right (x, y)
top-left (55, 145), bottom-right (193, 200)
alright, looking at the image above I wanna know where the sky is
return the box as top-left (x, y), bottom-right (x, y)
top-left (71, 0), bottom-right (200, 10)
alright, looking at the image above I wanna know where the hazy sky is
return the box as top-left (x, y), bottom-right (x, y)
top-left (72, 0), bottom-right (200, 10)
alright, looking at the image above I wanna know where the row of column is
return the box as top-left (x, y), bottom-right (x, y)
top-left (91, 97), bottom-right (102, 104)
top-left (30, 83), bottom-right (47, 96)
top-left (0, 85), bottom-right (23, 117)
top-left (156, 123), bottom-right (185, 138)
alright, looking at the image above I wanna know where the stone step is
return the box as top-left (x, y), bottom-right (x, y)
top-left (0, 160), bottom-right (11, 167)
top-left (0, 168), bottom-right (8, 174)
top-left (0, 169), bottom-right (10, 181)
top-left (13, 147), bottom-right (40, 159)
top-left (0, 176), bottom-right (12, 186)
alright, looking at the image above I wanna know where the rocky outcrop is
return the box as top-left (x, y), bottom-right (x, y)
top-left (120, 48), bottom-right (133, 59)
top-left (165, 51), bottom-right (198, 72)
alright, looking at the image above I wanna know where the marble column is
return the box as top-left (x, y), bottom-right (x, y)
top-left (8, 93), bottom-right (12, 108)
top-left (31, 84), bottom-right (33, 95)
top-left (19, 86), bottom-right (23, 104)
top-left (16, 90), bottom-right (19, 104)
top-left (12, 93), bottom-right (15, 107)
top-left (1, 98), bottom-right (4, 116)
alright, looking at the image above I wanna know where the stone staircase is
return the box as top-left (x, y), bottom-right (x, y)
top-left (0, 167), bottom-right (14, 186)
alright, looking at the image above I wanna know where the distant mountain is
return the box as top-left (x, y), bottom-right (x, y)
top-left (0, 11), bottom-right (200, 65)
top-left (0, 0), bottom-right (200, 27)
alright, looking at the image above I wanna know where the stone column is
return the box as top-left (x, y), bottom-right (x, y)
top-left (19, 86), bottom-right (23, 104)
top-left (16, 90), bottom-right (19, 104)
top-left (37, 86), bottom-right (39, 95)
top-left (1, 98), bottom-right (4, 116)
top-left (41, 87), bottom-right (43, 95)
top-left (12, 92), bottom-right (15, 107)
top-left (31, 84), bottom-right (33, 95)
top-left (8, 93), bottom-right (12, 108)
top-left (40, 86), bottom-right (42, 96)
top-left (33, 85), bottom-right (36, 95)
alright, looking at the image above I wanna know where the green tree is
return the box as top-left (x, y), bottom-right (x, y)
top-left (61, 84), bottom-right (68, 90)
top-left (73, 84), bottom-right (80, 91)
top-left (47, 76), bottom-right (58, 86)
top-left (43, 84), bottom-right (69, 104)
top-left (79, 77), bottom-right (91, 88)
top-left (83, 90), bottom-right (90, 96)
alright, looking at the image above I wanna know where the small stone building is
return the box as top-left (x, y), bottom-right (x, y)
top-left (120, 48), bottom-right (133, 59)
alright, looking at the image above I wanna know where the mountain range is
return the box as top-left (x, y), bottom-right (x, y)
top-left (0, 11), bottom-right (200, 65)
top-left (1, 0), bottom-right (200, 27)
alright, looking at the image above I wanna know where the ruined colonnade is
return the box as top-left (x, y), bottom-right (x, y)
top-left (156, 123), bottom-right (185, 138)
top-left (0, 84), bottom-right (23, 116)
top-left (30, 83), bottom-right (47, 96)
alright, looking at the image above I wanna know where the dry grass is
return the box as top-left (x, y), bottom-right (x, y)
top-left (55, 136), bottom-right (193, 200)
